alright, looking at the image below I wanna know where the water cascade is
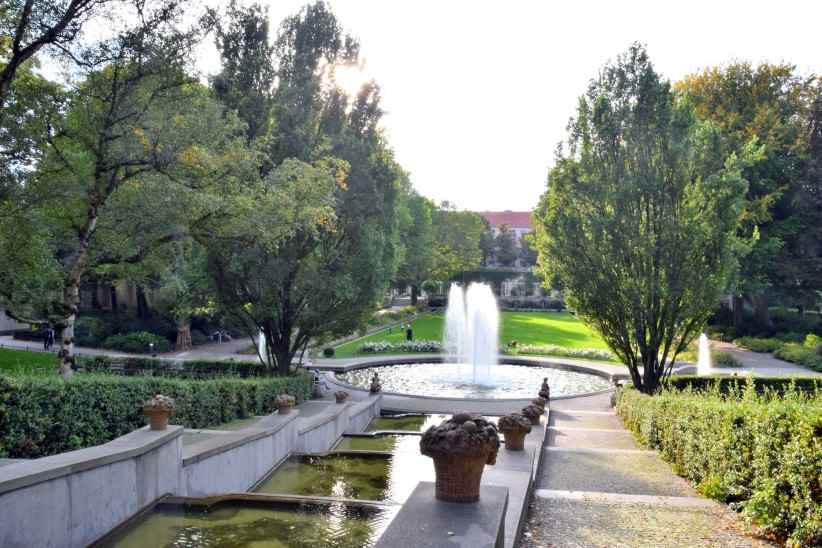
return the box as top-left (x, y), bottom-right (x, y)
top-left (443, 282), bottom-right (499, 384)
top-left (258, 329), bottom-right (267, 363)
top-left (697, 333), bottom-right (711, 376)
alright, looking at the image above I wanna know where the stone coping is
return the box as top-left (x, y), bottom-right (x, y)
top-left (0, 425), bottom-right (183, 496)
top-left (182, 412), bottom-right (298, 467)
top-left (296, 402), bottom-right (351, 435)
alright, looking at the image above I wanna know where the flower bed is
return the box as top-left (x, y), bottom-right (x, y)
top-left (359, 340), bottom-right (442, 354)
top-left (0, 373), bottom-right (313, 458)
top-left (617, 382), bottom-right (822, 546)
top-left (511, 344), bottom-right (614, 362)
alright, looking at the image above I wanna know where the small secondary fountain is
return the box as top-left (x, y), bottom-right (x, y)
top-left (697, 333), bottom-right (711, 376)
top-left (444, 282), bottom-right (499, 384)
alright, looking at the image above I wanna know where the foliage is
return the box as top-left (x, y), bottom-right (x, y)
top-left (711, 350), bottom-right (741, 368)
top-left (322, 347), bottom-right (335, 357)
top-left (101, 331), bottom-right (171, 354)
top-left (0, 372), bottom-right (312, 458)
top-left (0, 348), bottom-right (56, 376)
top-left (430, 205), bottom-right (486, 281)
top-left (359, 340), bottom-right (441, 354)
top-left (78, 355), bottom-right (277, 378)
top-left (510, 344), bottom-right (614, 362)
top-left (393, 188), bottom-right (435, 304)
top-left (533, 44), bottom-right (748, 394)
top-left (774, 343), bottom-right (822, 372)
top-left (665, 375), bottom-right (822, 395)
top-left (617, 384), bottom-right (822, 546)
top-left (733, 337), bottom-right (785, 353)
top-left (494, 224), bottom-right (518, 266)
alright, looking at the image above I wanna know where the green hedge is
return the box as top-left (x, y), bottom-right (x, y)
top-left (0, 373), bottom-right (313, 459)
top-left (666, 375), bottom-right (822, 395)
top-left (617, 385), bottom-right (822, 546)
top-left (733, 337), bottom-right (784, 353)
top-left (77, 355), bottom-right (271, 378)
top-left (774, 343), bottom-right (822, 372)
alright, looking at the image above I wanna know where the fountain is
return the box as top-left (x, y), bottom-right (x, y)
top-left (443, 282), bottom-right (499, 385)
top-left (258, 328), bottom-right (267, 361)
top-left (697, 332), bottom-right (711, 376)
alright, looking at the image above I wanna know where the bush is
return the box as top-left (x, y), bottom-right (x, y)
top-left (102, 331), bottom-right (171, 354)
top-left (0, 372), bottom-right (313, 459)
top-left (775, 343), bottom-right (822, 372)
top-left (513, 344), bottom-right (614, 362)
top-left (74, 316), bottom-right (113, 347)
top-left (711, 350), bottom-right (741, 368)
top-left (666, 375), bottom-right (822, 396)
top-left (190, 329), bottom-right (209, 346)
top-left (77, 355), bottom-right (274, 378)
top-left (733, 337), bottom-right (784, 353)
top-left (617, 385), bottom-right (822, 546)
top-left (804, 334), bottom-right (822, 353)
top-left (359, 340), bottom-right (442, 354)
top-left (323, 347), bottom-right (335, 357)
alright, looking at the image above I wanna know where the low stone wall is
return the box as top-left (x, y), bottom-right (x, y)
top-left (0, 426), bottom-right (182, 548)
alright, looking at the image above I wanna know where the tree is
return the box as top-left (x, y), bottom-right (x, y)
top-left (494, 224), bottom-right (518, 266)
top-left (1, 4), bottom-right (217, 377)
top-left (394, 188), bottom-right (435, 305)
top-left (534, 44), bottom-right (748, 394)
top-left (430, 205), bottom-right (485, 282)
top-left (478, 222), bottom-right (495, 266)
top-left (206, 2), bottom-right (402, 374)
top-left (677, 63), bottom-right (816, 326)
top-left (519, 232), bottom-right (538, 266)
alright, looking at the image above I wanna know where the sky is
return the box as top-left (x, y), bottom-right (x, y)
top-left (145, 1), bottom-right (822, 211)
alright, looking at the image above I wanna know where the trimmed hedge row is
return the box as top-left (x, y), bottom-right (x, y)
top-left (617, 384), bottom-right (822, 546)
top-left (666, 375), bottom-right (822, 395)
top-left (0, 373), bottom-right (313, 459)
top-left (77, 355), bottom-right (271, 378)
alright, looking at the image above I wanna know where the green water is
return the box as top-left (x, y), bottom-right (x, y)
top-left (100, 502), bottom-right (394, 548)
top-left (365, 414), bottom-right (450, 432)
top-left (255, 453), bottom-right (433, 503)
top-left (333, 434), bottom-right (420, 453)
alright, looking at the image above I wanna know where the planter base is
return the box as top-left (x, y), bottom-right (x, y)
top-left (432, 454), bottom-right (488, 503)
top-left (502, 430), bottom-right (527, 451)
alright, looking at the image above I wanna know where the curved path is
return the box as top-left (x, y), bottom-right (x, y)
top-left (518, 391), bottom-right (774, 547)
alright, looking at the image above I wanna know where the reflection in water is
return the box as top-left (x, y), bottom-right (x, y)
top-left (99, 502), bottom-right (396, 548)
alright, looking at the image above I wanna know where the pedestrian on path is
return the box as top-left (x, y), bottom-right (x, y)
top-left (43, 326), bottom-right (55, 351)
top-left (405, 323), bottom-right (413, 341)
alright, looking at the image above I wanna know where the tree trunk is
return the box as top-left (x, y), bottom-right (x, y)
top-left (754, 293), bottom-right (771, 329)
top-left (57, 280), bottom-right (81, 379)
top-left (175, 317), bottom-right (192, 351)
top-left (410, 285), bottom-right (419, 306)
top-left (732, 294), bottom-right (744, 330)
top-left (136, 286), bottom-right (150, 319)
top-left (110, 286), bottom-right (118, 313)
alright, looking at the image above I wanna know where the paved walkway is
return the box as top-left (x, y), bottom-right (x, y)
top-left (517, 392), bottom-right (774, 547)
top-left (710, 340), bottom-right (822, 377)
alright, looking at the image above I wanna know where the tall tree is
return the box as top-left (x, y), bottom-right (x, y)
top-left (430, 205), bottom-right (485, 282)
top-left (494, 224), bottom-right (518, 266)
top-left (394, 188), bottom-right (435, 305)
top-left (677, 63), bottom-right (816, 326)
top-left (534, 44), bottom-right (748, 394)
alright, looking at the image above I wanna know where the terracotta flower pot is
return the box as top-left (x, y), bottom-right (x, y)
top-left (498, 413), bottom-right (532, 451)
top-left (420, 414), bottom-right (500, 503)
top-left (531, 397), bottom-right (547, 410)
top-left (278, 404), bottom-right (292, 415)
top-left (521, 404), bottom-right (542, 425)
top-left (274, 394), bottom-right (296, 414)
top-left (501, 430), bottom-right (527, 450)
top-left (334, 391), bottom-right (349, 404)
top-left (144, 408), bottom-right (171, 431)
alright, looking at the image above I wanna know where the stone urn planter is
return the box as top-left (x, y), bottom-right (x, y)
top-left (369, 372), bottom-right (382, 394)
top-left (143, 394), bottom-right (175, 431)
top-left (420, 413), bottom-right (500, 503)
top-left (274, 394), bottom-right (296, 415)
top-left (531, 396), bottom-right (547, 410)
top-left (521, 404), bottom-right (542, 425)
top-left (334, 390), bottom-right (349, 404)
top-left (498, 413), bottom-right (532, 451)
top-left (539, 378), bottom-right (550, 400)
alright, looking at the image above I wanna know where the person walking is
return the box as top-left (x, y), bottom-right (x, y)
top-left (44, 326), bottom-right (55, 351)
top-left (405, 323), bottom-right (413, 342)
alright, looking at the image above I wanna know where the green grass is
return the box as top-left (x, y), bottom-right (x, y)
top-left (332, 311), bottom-right (608, 358)
top-left (0, 347), bottom-right (56, 375)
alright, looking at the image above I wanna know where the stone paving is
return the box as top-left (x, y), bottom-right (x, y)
top-left (517, 392), bottom-right (775, 547)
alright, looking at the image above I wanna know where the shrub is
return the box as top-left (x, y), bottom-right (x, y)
top-left (733, 337), bottom-right (784, 353)
top-left (804, 334), bottom-right (822, 353)
top-left (0, 372), bottom-right (313, 459)
top-left (359, 340), bottom-right (442, 354)
top-left (76, 355), bottom-right (277, 378)
top-left (617, 385), bottom-right (822, 546)
top-left (190, 329), bottom-right (209, 346)
top-left (711, 350), bottom-right (741, 368)
top-left (323, 347), bottom-right (335, 358)
top-left (513, 344), bottom-right (614, 362)
top-left (775, 343), bottom-right (822, 372)
top-left (74, 316), bottom-right (113, 347)
top-left (102, 331), bottom-right (171, 354)
top-left (666, 375), bottom-right (822, 396)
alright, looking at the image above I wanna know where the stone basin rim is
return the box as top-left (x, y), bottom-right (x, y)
top-left (325, 357), bottom-right (621, 402)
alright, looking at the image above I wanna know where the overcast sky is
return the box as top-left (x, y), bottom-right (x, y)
top-left (193, 1), bottom-right (822, 211)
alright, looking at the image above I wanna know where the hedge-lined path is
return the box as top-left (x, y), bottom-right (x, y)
top-left (518, 392), bottom-right (774, 547)
top-left (711, 340), bottom-right (822, 377)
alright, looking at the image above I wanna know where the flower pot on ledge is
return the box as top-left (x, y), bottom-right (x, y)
top-left (531, 397), bottom-right (547, 410)
top-left (274, 394), bottom-right (296, 415)
top-left (498, 413), bottom-right (532, 451)
top-left (143, 394), bottom-right (175, 431)
top-left (521, 404), bottom-right (542, 426)
top-left (334, 391), bottom-right (349, 404)
top-left (420, 413), bottom-right (500, 503)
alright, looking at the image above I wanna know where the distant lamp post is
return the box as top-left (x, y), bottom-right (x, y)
top-left (149, 342), bottom-right (156, 357)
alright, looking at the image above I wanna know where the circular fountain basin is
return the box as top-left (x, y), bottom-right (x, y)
top-left (335, 362), bottom-right (612, 399)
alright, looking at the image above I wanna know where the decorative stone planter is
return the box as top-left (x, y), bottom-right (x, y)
top-left (142, 394), bottom-right (175, 431)
top-left (334, 390), bottom-right (349, 404)
top-left (274, 394), bottom-right (296, 415)
top-left (531, 396), bottom-right (547, 410)
top-left (521, 404), bottom-right (542, 425)
top-left (420, 413), bottom-right (500, 503)
top-left (539, 378), bottom-right (550, 400)
top-left (369, 373), bottom-right (382, 394)
top-left (498, 413), bottom-right (532, 451)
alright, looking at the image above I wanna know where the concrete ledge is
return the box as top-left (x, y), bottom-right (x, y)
top-left (297, 403), bottom-right (350, 435)
top-left (0, 426), bottom-right (183, 496)
top-left (376, 482), bottom-right (508, 548)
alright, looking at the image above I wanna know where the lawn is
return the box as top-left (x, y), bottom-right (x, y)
top-left (332, 311), bottom-right (608, 358)
top-left (0, 347), bottom-right (57, 375)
